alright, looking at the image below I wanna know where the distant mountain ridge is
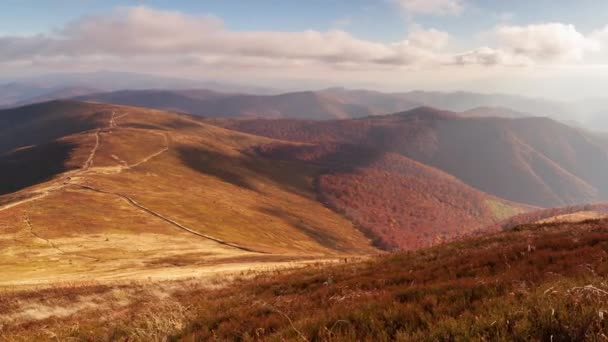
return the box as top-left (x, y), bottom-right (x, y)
top-left (5, 73), bottom-right (608, 130)
top-left (0, 71), bottom-right (278, 108)
top-left (72, 88), bottom-right (573, 121)
top-left (216, 107), bottom-right (608, 208)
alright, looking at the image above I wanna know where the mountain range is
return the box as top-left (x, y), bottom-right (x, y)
top-left (75, 87), bottom-right (564, 121)
top-left (3, 71), bottom-right (608, 132)
top-left (216, 107), bottom-right (608, 208)
top-left (3, 96), bottom-right (608, 339)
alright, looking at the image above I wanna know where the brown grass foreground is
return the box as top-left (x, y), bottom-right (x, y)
top-left (4, 218), bottom-right (608, 341)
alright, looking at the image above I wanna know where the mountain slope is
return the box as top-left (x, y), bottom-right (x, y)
top-left (174, 217), bottom-right (608, 341)
top-left (0, 101), bottom-right (376, 285)
top-left (216, 107), bottom-right (608, 207)
top-left (7, 216), bottom-right (608, 340)
top-left (257, 142), bottom-right (528, 249)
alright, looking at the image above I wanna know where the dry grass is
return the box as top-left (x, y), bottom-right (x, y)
top-left (5, 219), bottom-right (608, 340)
top-left (0, 102), bottom-right (376, 287)
top-left (0, 263), bottom-right (339, 341)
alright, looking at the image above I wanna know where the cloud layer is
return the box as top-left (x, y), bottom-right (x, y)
top-left (493, 23), bottom-right (600, 62)
top-left (0, 6), bottom-right (606, 76)
top-left (0, 7), bottom-right (448, 69)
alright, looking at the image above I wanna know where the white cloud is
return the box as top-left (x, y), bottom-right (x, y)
top-left (0, 5), bottom-right (605, 80)
top-left (591, 25), bottom-right (608, 49)
top-left (492, 23), bottom-right (600, 62)
top-left (395, 0), bottom-right (464, 16)
top-left (0, 6), bottom-right (450, 69)
top-left (408, 27), bottom-right (450, 50)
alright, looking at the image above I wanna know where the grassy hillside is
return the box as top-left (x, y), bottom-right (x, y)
top-left (4, 217), bottom-right (608, 340)
top-left (216, 107), bottom-right (608, 207)
top-left (0, 101), bottom-right (376, 286)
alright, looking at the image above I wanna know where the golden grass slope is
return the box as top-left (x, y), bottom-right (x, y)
top-left (0, 101), bottom-right (375, 286)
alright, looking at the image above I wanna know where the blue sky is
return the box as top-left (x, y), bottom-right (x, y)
top-left (3, 0), bottom-right (608, 37)
top-left (1, 1), bottom-right (608, 98)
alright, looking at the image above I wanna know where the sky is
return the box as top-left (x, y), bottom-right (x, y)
top-left (2, 0), bottom-right (608, 99)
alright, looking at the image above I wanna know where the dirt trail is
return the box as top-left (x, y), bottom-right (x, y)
top-left (82, 129), bottom-right (101, 171)
top-left (126, 133), bottom-right (169, 169)
top-left (71, 184), bottom-right (268, 254)
top-left (0, 111), bottom-right (139, 213)
top-left (0, 109), bottom-right (267, 254)
top-left (109, 111), bottom-right (117, 129)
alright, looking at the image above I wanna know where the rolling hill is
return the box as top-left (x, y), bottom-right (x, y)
top-left (215, 107), bottom-right (608, 208)
top-left (0, 100), bottom-right (378, 285)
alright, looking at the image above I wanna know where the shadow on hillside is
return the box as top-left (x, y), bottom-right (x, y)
top-left (0, 112), bottom-right (102, 155)
top-left (0, 141), bottom-right (77, 195)
top-left (254, 142), bottom-right (385, 174)
top-left (177, 144), bottom-right (319, 196)
top-left (176, 146), bottom-right (259, 192)
top-left (259, 206), bottom-right (350, 252)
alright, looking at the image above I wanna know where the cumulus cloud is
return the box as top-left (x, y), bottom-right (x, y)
top-left (395, 0), bottom-right (464, 16)
top-left (408, 27), bottom-right (450, 50)
top-left (492, 23), bottom-right (600, 62)
top-left (0, 6), bottom-right (453, 69)
top-left (0, 6), bottom-right (604, 76)
top-left (0, 7), bottom-right (444, 67)
top-left (449, 23), bottom-right (604, 67)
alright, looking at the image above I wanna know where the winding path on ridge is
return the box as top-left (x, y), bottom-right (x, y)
top-left (82, 129), bottom-right (101, 171)
top-left (71, 184), bottom-right (269, 254)
top-left (1, 110), bottom-right (269, 254)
